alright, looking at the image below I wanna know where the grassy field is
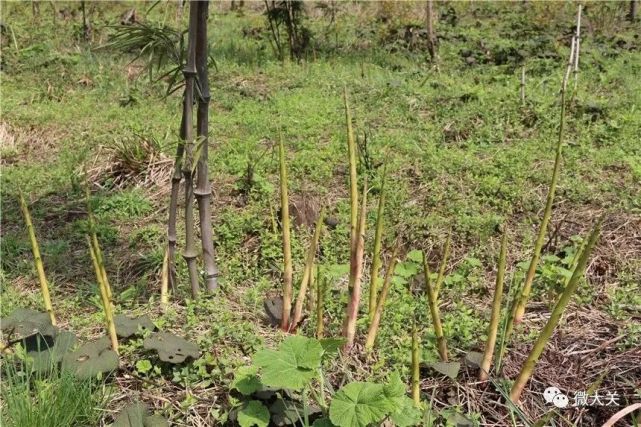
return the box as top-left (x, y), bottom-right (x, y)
top-left (1, 1), bottom-right (640, 426)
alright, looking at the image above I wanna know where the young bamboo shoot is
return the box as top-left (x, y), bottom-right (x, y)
top-left (433, 234), bottom-right (451, 299)
top-left (509, 218), bottom-right (601, 402)
top-left (368, 164), bottom-right (388, 320)
top-left (18, 191), bottom-right (56, 326)
top-left (411, 323), bottom-right (421, 406)
top-left (160, 248), bottom-right (169, 310)
top-left (479, 227), bottom-right (508, 381)
top-left (343, 177), bottom-right (368, 350)
top-left (364, 242), bottom-right (400, 351)
top-left (513, 36), bottom-right (576, 324)
top-left (87, 236), bottom-right (118, 353)
top-left (290, 207), bottom-right (326, 330)
top-left (279, 136), bottom-right (293, 330)
top-left (423, 251), bottom-right (448, 362)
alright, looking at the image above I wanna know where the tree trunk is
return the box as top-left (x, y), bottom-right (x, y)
top-left (194, 0), bottom-right (218, 293)
top-left (630, 0), bottom-right (638, 21)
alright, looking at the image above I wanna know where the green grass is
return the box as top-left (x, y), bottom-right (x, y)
top-left (1, 359), bottom-right (105, 427)
top-left (1, 1), bottom-right (640, 425)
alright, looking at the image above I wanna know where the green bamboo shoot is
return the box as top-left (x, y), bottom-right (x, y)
top-left (411, 323), bottom-right (421, 406)
top-left (509, 218), bottom-right (601, 402)
top-left (87, 236), bottom-right (118, 353)
top-left (433, 234), bottom-right (451, 299)
top-left (279, 136), bottom-right (293, 330)
top-left (364, 242), bottom-right (400, 351)
top-left (18, 191), bottom-right (56, 326)
top-left (368, 164), bottom-right (388, 320)
top-left (513, 36), bottom-right (576, 324)
top-left (291, 207), bottom-right (326, 330)
top-left (343, 177), bottom-right (368, 350)
top-left (479, 227), bottom-right (508, 381)
top-left (423, 251), bottom-right (448, 362)
top-left (160, 248), bottom-right (169, 310)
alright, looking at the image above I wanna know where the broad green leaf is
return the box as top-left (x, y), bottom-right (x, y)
top-left (254, 336), bottom-right (322, 390)
top-left (232, 365), bottom-right (262, 396)
top-left (329, 382), bottom-right (391, 427)
top-left (320, 338), bottom-right (345, 357)
top-left (389, 396), bottom-right (422, 427)
top-left (463, 351), bottom-right (483, 368)
top-left (383, 371), bottom-right (406, 411)
top-left (237, 401), bottom-right (269, 427)
top-left (395, 261), bottom-right (418, 278)
top-left (280, 336), bottom-right (323, 369)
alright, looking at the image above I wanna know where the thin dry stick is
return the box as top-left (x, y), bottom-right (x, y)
top-left (510, 218), bottom-right (601, 402)
top-left (343, 177), bottom-right (368, 350)
top-left (572, 5), bottom-right (582, 97)
top-left (194, 0), bottom-right (218, 293)
top-left (602, 403), bottom-right (641, 427)
top-left (291, 207), bottom-right (326, 330)
top-left (18, 191), bottom-right (56, 326)
top-left (368, 163), bottom-right (388, 320)
top-left (513, 36), bottom-right (576, 324)
top-left (279, 136), bottom-right (293, 330)
top-left (433, 234), bottom-right (451, 299)
top-left (423, 251), bottom-right (448, 362)
top-left (87, 236), bottom-right (118, 353)
top-left (364, 243), bottom-right (400, 351)
top-left (479, 227), bottom-right (508, 381)
top-left (181, 1), bottom-right (200, 298)
top-left (411, 323), bottom-right (421, 406)
top-left (160, 248), bottom-right (169, 310)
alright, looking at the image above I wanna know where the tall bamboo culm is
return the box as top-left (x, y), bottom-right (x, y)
top-left (18, 191), bottom-right (56, 325)
top-left (194, 0), bottom-right (218, 293)
top-left (368, 164), bottom-right (387, 320)
top-left (181, 1), bottom-right (200, 298)
top-left (479, 227), bottom-right (508, 381)
top-left (510, 218), bottom-right (602, 402)
top-left (512, 34), bottom-right (576, 324)
top-left (279, 136), bottom-right (293, 330)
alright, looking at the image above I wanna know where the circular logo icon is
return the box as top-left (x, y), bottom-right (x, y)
top-left (553, 393), bottom-right (569, 408)
top-left (544, 387), bottom-right (561, 404)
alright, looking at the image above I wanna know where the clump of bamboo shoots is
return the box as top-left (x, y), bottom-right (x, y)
top-left (479, 227), bottom-right (508, 381)
top-left (433, 234), bottom-right (451, 299)
top-left (411, 323), bottom-right (421, 406)
top-left (364, 242), bottom-right (400, 351)
top-left (343, 177), bottom-right (368, 350)
top-left (279, 136), bottom-right (293, 331)
top-left (368, 164), bottom-right (388, 320)
top-left (423, 251), bottom-right (448, 362)
top-left (18, 191), bottom-right (56, 326)
top-left (87, 236), bottom-right (118, 353)
top-left (510, 218), bottom-right (602, 402)
top-left (290, 207), bottom-right (326, 330)
top-left (512, 33), bottom-right (577, 324)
